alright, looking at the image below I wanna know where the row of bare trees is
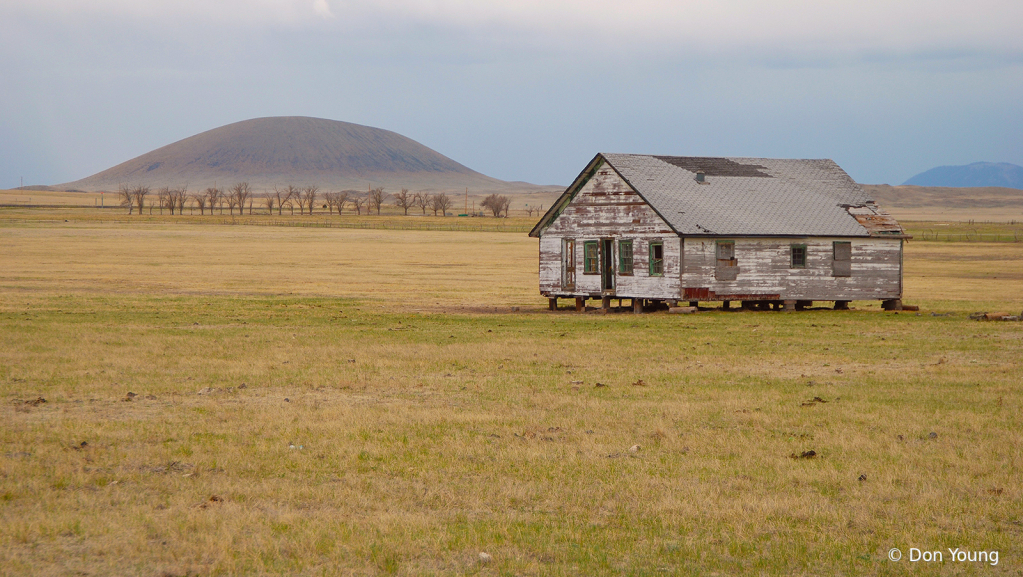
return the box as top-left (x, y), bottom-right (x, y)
top-left (117, 183), bottom-right (524, 217)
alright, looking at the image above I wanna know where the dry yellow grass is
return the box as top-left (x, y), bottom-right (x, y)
top-left (1, 217), bottom-right (1021, 575)
top-left (0, 221), bottom-right (538, 309)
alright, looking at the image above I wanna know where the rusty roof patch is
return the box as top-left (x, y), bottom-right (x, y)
top-left (845, 204), bottom-right (908, 237)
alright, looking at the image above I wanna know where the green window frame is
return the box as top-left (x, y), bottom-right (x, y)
top-left (790, 244), bottom-right (807, 269)
top-left (583, 241), bottom-right (599, 274)
top-left (618, 240), bottom-right (633, 275)
top-left (649, 241), bottom-right (664, 276)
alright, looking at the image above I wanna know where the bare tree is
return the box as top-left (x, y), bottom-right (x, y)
top-left (414, 192), bottom-right (430, 215)
top-left (284, 185), bottom-right (300, 215)
top-left (156, 187), bottom-right (170, 215)
top-left (174, 187), bottom-right (188, 215)
top-left (132, 185), bottom-right (150, 216)
top-left (302, 186), bottom-right (318, 216)
top-left (272, 186), bottom-right (291, 215)
top-left (118, 185), bottom-right (133, 214)
top-left (230, 183), bottom-right (252, 216)
top-left (262, 193), bottom-right (275, 215)
top-left (191, 192), bottom-right (207, 215)
top-left (350, 193), bottom-right (366, 215)
top-left (337, 190), bottom-right (355, 214)
top-left (205, 186), bottom-right (221, 215)
top-left (225, 193), bottom-right (239, 215)
top-left (431, 192), bottom-right (451, 216)
top-left (368, 187), bottom-right (387, 215)
top-left (393, 188), bottom-right (414, 215)
top-left (481, 194), bottom-right (511, 217)
top-left (324, 191), bottom-right (338, 214)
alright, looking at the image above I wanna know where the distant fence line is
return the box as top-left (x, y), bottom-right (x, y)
top-left (0, 215), bottom-right (532, 233)
top-left (198, 217), bottom-right (534, 233)
top-left (911, 230), bottom-right (1023, 242)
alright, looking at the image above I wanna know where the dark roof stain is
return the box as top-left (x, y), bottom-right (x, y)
top-left (653, 156), bottom-right (772, 178)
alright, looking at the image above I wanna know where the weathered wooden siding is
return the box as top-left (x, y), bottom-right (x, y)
top-left (681, 237), bottom-right (902, 300)
top-left (539, 165), bottom-right (681, 298)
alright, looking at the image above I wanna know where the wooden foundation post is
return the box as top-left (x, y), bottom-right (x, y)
top-left (834, 300), bottom-right (850, 310)
top-left (548, 298), bottom-right (557, 311)
top-left (722, 300), bottom-right (730, 310)
top-left (689, 301), bottom-right (699, 307)
top-left (783, 300), bottom-right (796, 311)
top-left (601, 296), bottom-right (611, 312)
top-left (575, 297), bottom-right (584, 312)
top-left (633, 298), bottom-right (643, 314)
top-left (882, 299), bottom-right (903, 311)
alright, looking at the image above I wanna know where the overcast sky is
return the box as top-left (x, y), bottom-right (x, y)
top-left (2, 0), bottom-right (1021, 188)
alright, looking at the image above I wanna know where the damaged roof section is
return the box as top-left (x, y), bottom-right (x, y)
top-left (845, 204), bottom-right (907, 236)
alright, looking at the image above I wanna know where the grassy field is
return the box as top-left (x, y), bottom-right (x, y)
top-left (1, 217), bottom-right (1021, 576)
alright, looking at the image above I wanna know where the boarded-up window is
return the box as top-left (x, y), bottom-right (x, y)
top-left (715, 241), bottom-right (738, 281)
top-left (649, 241), bottom-right (664, 276)
top-left (790, 244), bottom-right (807, 268)
top-left (583, 241), bottom-right (599, 274)
top-left (618, 240), bottom-right (633, 275)
top-left (833, 241), bottom-right (851, 277)
top-left (562, 239), bottom-right (576, 290)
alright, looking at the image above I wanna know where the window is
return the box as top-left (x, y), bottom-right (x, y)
top-left (715, 241), bottom-right (738, 280)
top-left (618, 240), bottom-right (633, 275)
top-left (583, 241), bottom-right (599, 274)
top-left (649, 241), bottom-right (664, 276)
top-left (561, 239), bottom-right (576, 289)
top-left (833, 241), bottom-right (851, 277)
top-left (790, 244), bottom-right (807, 268)
top-left (716, 241), bottom-right (734, 260)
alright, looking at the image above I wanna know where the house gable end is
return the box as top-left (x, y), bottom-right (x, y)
top-left (530, 153), bottom-right (680, 238)
top-left (541, 160), bottom-right (675, 238)
top-left (529, 154), bottom-right (605, 238)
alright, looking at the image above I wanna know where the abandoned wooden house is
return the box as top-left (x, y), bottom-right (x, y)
top-left (529, 153), bottom-right (909, 312)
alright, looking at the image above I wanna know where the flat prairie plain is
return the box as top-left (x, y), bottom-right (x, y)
top-left (1, 215), bottom-right (1021, 576)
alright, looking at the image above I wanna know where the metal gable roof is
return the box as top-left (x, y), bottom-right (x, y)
top-left (601, 154), bottom-right (884, 237)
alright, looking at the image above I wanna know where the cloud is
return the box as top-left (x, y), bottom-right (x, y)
top-left (4, 0), bottom-right (1022, 61)
top-left (313, 0), bottom-right (333, 18)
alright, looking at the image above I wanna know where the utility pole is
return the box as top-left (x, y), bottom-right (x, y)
top-left (464, 188), bottom-right (468, 215)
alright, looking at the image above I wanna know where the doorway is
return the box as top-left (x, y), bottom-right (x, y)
top-left (600, 238), bottom-right (615, 292)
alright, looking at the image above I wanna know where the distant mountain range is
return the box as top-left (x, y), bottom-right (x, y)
top-left (57, 116), bottom-right (555, 194)
top-left (903, 162), bottom-right (1023, 189)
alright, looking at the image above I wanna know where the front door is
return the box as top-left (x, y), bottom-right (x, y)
top-left (601, 238), bottom-right (615, 292)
